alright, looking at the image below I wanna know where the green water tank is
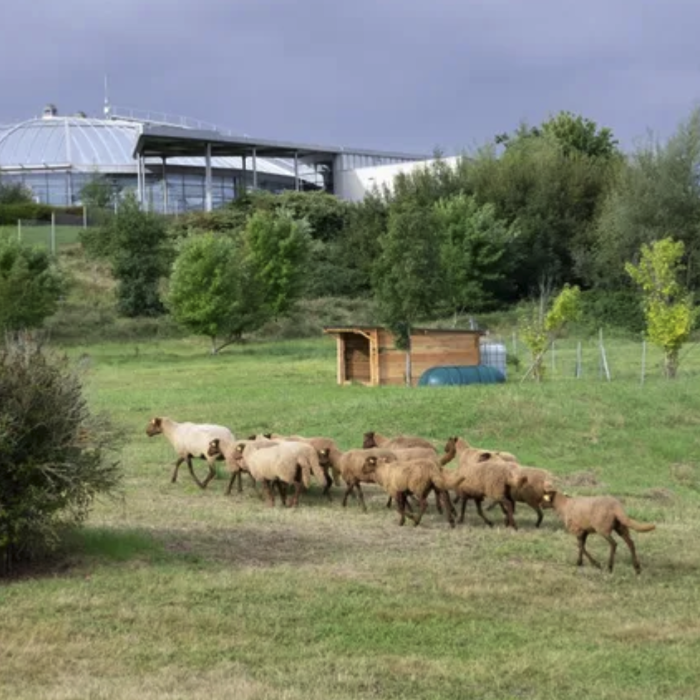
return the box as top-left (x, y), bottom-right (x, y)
top-left (417, 365), bottom-right (506, 387)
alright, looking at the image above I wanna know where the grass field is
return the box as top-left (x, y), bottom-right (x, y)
top-left (1, 336), bottom-right (700, 699)
top-left (0, 224), bottom-right (84, 249)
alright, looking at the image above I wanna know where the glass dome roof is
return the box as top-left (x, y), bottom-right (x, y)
top-left (0, 115), bottom-right (294, 177)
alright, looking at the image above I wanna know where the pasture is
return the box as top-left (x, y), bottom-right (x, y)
top-left (1, 335), bottom-right (700, 700)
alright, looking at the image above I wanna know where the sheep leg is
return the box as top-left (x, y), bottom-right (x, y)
top-left (277, 480), bottom-right (288, 506)
top-left (341, 483), bottom-right (356, 508)
top-left (321, 468), bottom-right (334, 501)
top-left (440, 490), bottom-right (456, 528)
top-left (474, 499), bottom-right (495, 528)
top-left (386, 495), bottom-right (393, 509)
top-left (171, 457), bottom-right (185, 483)
top-left (501, 497), bottom-right (518, 530)
top-left (396, 492), bottom-right (415, 526)
top-left (200, 463), bottom-right (217, 489)
top-left (531, 504), bottom-right (544, 528)
top-left (614, 523), bottom-right (641, 574)
top-left (225, 471), bottom-right (238, 496)
top-left (355, 483), bottom-right (368, 512)
top-left (432, 486), bottom-right (444, 515)
top-left (289, 481), bottom-right (303, 508)
top-left (236, 470), bottom-right (243, 493)
top-left (412, 494), bottom-right (428, 527)
top-left (602, 533), bottom-right (618, 572)
top-left (458, 495), bottom-right (468, 524)
top-left (577, 533), bottom-right (601, 569)
top-left (261, 479), bottom-right (275, 507)
top-left (186, 456), bottom-right (206, 489)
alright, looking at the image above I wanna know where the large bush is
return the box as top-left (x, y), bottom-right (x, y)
top-left (81, 193), bottom-right (172, 317)
top-left (0, 334), bottom-right (123, 575)
top-left (0, 239), bottom-right (64, 331)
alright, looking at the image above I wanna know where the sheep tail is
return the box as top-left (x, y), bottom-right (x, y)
top-left (618, 512), bottom-right (656, 532)
top-left (297, 456), bottom-right (313, 489)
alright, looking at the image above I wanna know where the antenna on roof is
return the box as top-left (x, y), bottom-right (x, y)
top-left (103, 74), bottom-right (112, 119)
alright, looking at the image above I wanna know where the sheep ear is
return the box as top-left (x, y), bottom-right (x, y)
top-left (263, 433), bottom-right (272, 439)
top-left (477, 452), bottom-right (493, 463)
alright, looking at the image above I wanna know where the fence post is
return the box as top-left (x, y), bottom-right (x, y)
top-left (640, 338), bottom-right (647, 386)
top-left (51, 212), bottom-right (56, 254)
top-left (599, 328), bottom-right (611, 382)
top-left (511, 331), bottom-right (517, 357)
top-left (17, 219), bottom-right (21, 243)
top-left (551, 340), bottom-right (556, 375)
top-left (576, 341), bottom-right (582, 378)
top-left (82, 205), bottom-right (88, 229)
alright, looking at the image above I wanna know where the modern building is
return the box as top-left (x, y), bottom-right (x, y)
top-left (0, 103), bottom-right (428, 211)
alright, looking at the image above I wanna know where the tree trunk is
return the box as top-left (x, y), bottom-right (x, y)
top-left (665, 349), bottom-right (679, 379)
top-left (405, 349), bottom-right (412, 387)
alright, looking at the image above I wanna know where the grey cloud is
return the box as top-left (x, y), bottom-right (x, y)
top-left (2, 0), bottom-right (700, 153)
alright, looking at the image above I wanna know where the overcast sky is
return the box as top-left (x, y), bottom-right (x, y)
top-left (1, 0), bottom-right (698, 155)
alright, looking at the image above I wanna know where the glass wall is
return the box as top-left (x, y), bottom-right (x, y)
top-left (1, 169), bottom-right (281, 211)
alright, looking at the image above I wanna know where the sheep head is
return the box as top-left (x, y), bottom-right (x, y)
top-left (362, 431), bottom-right (377, 449)
top-left (207, 438), bottom-right (221, 457)
top-left (318, 447), bottom-right (331, 466)
top-left (146, 417), bottom-right (163, 437)
top-left (362, 455), bottom-right (379, 474)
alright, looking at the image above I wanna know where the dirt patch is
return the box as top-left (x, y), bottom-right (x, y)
top-left (642, 487), bottom-right (676, 504)
top-left (669, 463), bottom-right (699, 490)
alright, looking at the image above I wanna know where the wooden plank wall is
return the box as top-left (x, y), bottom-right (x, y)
top-left (378, 331), bottom-right (481, 386)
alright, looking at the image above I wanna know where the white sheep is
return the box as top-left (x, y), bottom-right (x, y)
top-left (146, 416), bottom-right (234, 489)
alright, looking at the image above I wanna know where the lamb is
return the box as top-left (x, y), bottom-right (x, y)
top-left (318, 446), bottom-right (398, 512)
top-left (146, 416), bottom-right (234, 489)
top-left (541, 487), bottom-right (655, 573)
top-left (362, 431), bottom-right (437, 453)
top-left (237, 440), bottom-right (329, 507)
top-left (362, 453), bottom-right (459, 527)
top-left (444, 436), bottom-right (526, 529)
top-left (207, 437), bottom-right (275, 495)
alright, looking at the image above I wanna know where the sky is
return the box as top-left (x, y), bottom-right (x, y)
top-left (1, 0), bottom-right (698, 156)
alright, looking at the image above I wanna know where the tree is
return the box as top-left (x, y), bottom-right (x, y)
top-left (83, 192), bottom-right (171, 317)
top-left (0, 239), bottom-right (64, 331)
top-left (520, 284), bottom-right (581, 382)
top-left (244, 209), bottom-right (312, 318)
top-left (167, 233), bottom-right (266, 353)
top-left (80, 172), bottom-right (117, 209)
top-left (372, 200), bottom-right (443, 385)
top-left (590, 108), bottom-right (700, 290)
top-left (625, 238), bottom-right (696, 379)
top-left (0, 180), bottom-right (34, 205)
top-left (434, 194), bottom-right (518, 316)
top-left (0, 333), bottom-right (123, 575)
top-left (496, 111), bottom-right (620, 160)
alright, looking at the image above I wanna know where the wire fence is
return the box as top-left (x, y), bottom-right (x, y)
top-left (485, 330), bottom-right (700, 384)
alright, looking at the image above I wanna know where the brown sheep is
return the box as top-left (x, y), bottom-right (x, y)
top-left (541, 487), bottom-right (655, 573)
top-left (487, 465), bottom-right (555, 528)
top-left (362, 431), bottom-right (437, 452)
top-left (444, 436), bottom-right (526, 529)
top-left (318, 446), bottom-right (398, 512)
top-left (264, 433), bottom-right (341, 495)
top-left (363, 453), bottom-right (459, 527)
top-left (208, 437), bottom-right (275, 495)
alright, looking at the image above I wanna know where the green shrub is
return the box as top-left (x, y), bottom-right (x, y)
top-left (0, 333), bottom-right (123, 576)
top-left (577, 289), bottom-right (645, 334)
top-left (0, 239), bottom-right (65, 331)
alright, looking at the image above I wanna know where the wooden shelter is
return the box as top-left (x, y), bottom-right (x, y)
top-left (323, 326), bottom-right (483, 386)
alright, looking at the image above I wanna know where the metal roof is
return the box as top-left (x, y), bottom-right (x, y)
top-left (0, 117), bottom-right (297, 177)
top-left (133, 124), bottom-right (429, 162)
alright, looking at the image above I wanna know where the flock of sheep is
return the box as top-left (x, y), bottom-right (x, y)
top-left (146, 416), bottom-right (656, 574)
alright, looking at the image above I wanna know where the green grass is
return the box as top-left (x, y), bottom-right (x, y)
top-left (2, 336), bottom-right (700, 699)
top-left (0, 224), bottom-right (83, 249)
